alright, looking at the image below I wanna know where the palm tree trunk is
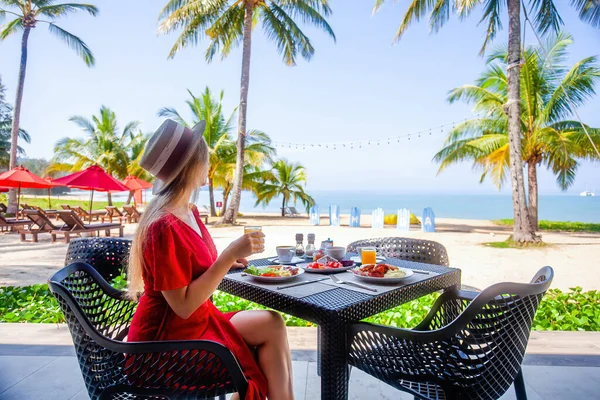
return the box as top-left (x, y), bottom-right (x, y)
top-left (221, 188), bottom-right (230, 216)
top-left (220, 1), bottom-right (253, 225)
top-left (527, 160), bottom-right (539, 230)
top-left (281, 196), bottom-right (286, 217)
top-left (208, 177), bottom-right (217, 217)
top-left (127, 190), bottom-right (134, 205)
top-left (107, 192), bottom-right (113, 206)
top-left (7, 27), bottom-right (31, 215)
top-left (506, 0), bottom-right (538, 243)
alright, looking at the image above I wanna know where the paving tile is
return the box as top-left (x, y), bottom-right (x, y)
top-left (305, 362), bottom-right (321, 400)
top-left (292, 361), bottom-right (308, 400)
top-left (348, 368), bottom-right (382, 400)
top-left (379, 381), bottom-right (414, 399)
top-left (68, 388), bottom-right (89, 400)
top-left (0, 356), bottom-right (56, 394)
top-left (0, 357), bottom-right (84, 400)
top-left (521, 366), bottom-right (600, 400)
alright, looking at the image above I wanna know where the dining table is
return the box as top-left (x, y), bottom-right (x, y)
top-left (218, 253), bottom-right (462, 400)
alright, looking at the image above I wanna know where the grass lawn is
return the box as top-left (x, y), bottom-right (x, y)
top-left (18, 196), bottom-right (126, 211)
top-left (495, 219), bottom-right (600, 233)
top-left (483, 238), bottom-right (551, 249)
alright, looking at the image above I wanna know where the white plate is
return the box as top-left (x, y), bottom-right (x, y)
top-left (247, 267), bottom-right (305, 282)
top-left (298, 262), bottom-right (355, 274)
top-left (350, 256), bottom-right (387, 264)
top-left (268, 256), bottom-right (305, 265)
top-left (351, 267), bottom-right (413, 283)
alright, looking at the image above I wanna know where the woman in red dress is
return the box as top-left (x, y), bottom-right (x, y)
top-left (127, 119), bottom-right (294, 400)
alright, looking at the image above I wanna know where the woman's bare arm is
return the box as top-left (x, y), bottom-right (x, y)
top-left (162, 232), bottom-right (264, 319)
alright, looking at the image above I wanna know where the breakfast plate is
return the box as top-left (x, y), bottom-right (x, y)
top-left (298, 260), bottom-right (355, 274)
top-left (245, 265), bottom-right (305, 282)
top-left (351, 264), bottom-right (413, 283)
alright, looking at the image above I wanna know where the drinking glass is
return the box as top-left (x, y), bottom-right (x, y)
top-left (361, 247), bottom-right (377, 265)
top-left (244, 226), bottom-right (262, 235)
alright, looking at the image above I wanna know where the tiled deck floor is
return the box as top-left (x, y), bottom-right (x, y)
top-left (1, 325), bottom-right (599, 399)
top-left (1, 355), bottom-right (600, 400)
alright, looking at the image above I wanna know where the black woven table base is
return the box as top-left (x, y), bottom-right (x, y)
top-left (219, 255), bottom-right (461, 400)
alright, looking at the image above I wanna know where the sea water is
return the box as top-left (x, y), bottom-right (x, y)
top-left (83, 190), bottom-right (600, 223)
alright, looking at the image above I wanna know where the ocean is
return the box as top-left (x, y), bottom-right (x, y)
top-left (86, 190), bottom-right (600, 223)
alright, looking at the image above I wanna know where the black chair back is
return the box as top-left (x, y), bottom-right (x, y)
top-left (346, 237), bottom-right (449, 266)
top-left (65, 237), bottom-right (132, 281)
top-left (348, 267), bottom-right (554, 400)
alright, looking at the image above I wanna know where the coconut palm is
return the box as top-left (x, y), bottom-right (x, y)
top-left (373, 0), bottom-right (600, 242)
top-left (158, 87), bottom-right (237, 216)
top-left (0, 76), bottom-right (30, 170)
top-left (158, 0), bottom-right (335, 224)
top-left (213, 130), bottom-right (276, 215)
top-left (254, 159), bottom-right (314, 216)
top-left (434, 33), bottom-right (600, 229)
top-left (0, 0), bottom-right (98, 211)
top-left (48, 105), bottom-right (140, 205)
top-left (124, 131), bottom-right (153, 204)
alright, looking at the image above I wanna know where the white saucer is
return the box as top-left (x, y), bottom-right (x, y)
top-left (268, 256), bottom-right (305, 265)
top-left (350, 256), bottom-right (386, 265)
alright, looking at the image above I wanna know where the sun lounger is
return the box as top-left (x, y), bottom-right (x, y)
top-left (73, 206), bottom-right (107, 221)
top-left (20, 210), bottom-right (67, 242)
top-left (0, 213), bottom-right (32, 233)
top-left (197, 205), bottom-right (209, 224)
top-left (54, 210), bottom-right (123, 243)
top-left (288, 207), bottom-right (301, 217)
top-left (122, 204), bottom-right (142, 223)
top-left (101, 206), bottom-right (125, 223)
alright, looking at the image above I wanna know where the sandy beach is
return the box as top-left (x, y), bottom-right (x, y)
top-left (1, 212), bottom-right (599, 291)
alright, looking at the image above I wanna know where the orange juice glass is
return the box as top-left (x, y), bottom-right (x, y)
top-left (361, 247), bottom-right (377, 265)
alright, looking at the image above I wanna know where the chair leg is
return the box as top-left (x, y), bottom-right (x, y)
top-left (514, 368), bottom-right (527, 400)
top-left (217, 395), bottom-right (226, 400)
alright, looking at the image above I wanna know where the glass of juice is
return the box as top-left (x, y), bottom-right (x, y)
top-left (361, 247), bottom-right (377, 265)
top-left (244, 226), bottom-right (262, 235)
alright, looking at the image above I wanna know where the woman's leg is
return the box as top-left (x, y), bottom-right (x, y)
top-left (230, 310), bottom-right (294, 400)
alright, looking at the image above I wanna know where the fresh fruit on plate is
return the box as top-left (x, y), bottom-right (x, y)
top-left (307, 260), bottom-right (343, 269)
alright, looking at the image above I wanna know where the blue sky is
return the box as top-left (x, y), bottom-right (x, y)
top-left (0, 0), bottom-right (598, 194)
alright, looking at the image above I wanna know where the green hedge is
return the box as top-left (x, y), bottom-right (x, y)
top-left (495, 219), bottom-right (600, 233)
top-left (1, 283), bottom-right (598, 331)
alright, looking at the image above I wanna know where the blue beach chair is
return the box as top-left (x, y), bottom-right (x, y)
top-left (329, 205), bottom-right (340, 227)
top-left (310, 205), bottom-right (320, 225)
top-left (350, 207), bottom-right (361, 228)
top-left (422, 207), bottom-right (436, 232)
top-left (397, 208), bottom-right (411, 232)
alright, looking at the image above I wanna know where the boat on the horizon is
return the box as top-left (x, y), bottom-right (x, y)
top-left (580, 190), bottom-right (595, 197)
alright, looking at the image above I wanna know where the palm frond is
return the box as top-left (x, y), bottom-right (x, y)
top-left (36, 3), bottom-right (99, 19)
top-left (205, 4), bottom-right (244, 62)
top-left (278, 0), bottom-right (336, 41)
top-left (68, 115), bottom-right (95, 134)
top-left (478, 0), bottom-right (503, 55)
top-left (47, 22), bottom-right (95, 66)
top-left (0, 17), bottom-right (23, 40)
top-left (429, 0), bottom-right (452, 33)
top-left (157, 107), bottom-right (189, 125)
top-left (528, 0), bottom-right (563, 35)
top-left (570, 0), bottom-right (600, 28)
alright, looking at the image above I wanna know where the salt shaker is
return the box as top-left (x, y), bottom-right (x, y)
top-left (295, 233), bottom-right (305, 257)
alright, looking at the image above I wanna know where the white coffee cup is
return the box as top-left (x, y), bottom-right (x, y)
top-left (276, 246), bottom-right (296, 263)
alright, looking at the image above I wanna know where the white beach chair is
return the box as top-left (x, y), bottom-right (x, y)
top-left (397, 208), bottom-right (411, 232)
top-left (329, 205), bottom-right (340, 227)
top-left (422, 207), bottom-right (436, 232)
top-left (350, 207), bottom-right (361, 228)
top-left (371, 208), bottom-right (384, 229)
top-left (310, 205), bottom-right (320, 225)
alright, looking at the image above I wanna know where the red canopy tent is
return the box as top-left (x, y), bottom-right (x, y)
top-left (122, 175), bottom-right (152, 206)
top-left (0, 167), bottom-right (52, 219)
top-left (53, 166), bottom-right (130, 223)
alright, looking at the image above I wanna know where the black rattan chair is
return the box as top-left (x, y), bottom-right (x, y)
top-left (49, 262), bottom-right (248, 400)
top-left (346, 237), bottom-right (449, 266)
top-left (64, 237), bottom-right (132, 281)
top-left (347, 266), bottom-right (554, 400)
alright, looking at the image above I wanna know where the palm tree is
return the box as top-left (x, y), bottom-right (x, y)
top-left (372, 0), bottom-right (600, 242)
top-left (158, 0), bottom-right (335, 224)
top-left (254, 159), bottom-right (314, 216)
top-left (213, 130), bottom-right (276, 215)
top-left (0, 0), bottom-right (98, 212)
top-left (434, 33), bottom-right (600, 229)
top-left (158, 87), bottom-right (238, 216)
top-left (125, 131), bottom-right (153, 204)
top-left (48, 105), bottom-right (140, 205)
top-left (0, 76), bottom-right (30, 170)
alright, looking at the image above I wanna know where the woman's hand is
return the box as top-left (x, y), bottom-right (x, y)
top-left (231, 258), bottom-right (248, 269)
top-left (224, 232), bottom-right (265, 260)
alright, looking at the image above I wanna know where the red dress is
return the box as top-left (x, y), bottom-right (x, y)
top-left (128, 207), bottom-right (267, 399)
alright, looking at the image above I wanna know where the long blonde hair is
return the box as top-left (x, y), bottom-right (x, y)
top-left (127, 137), bottom-right (209, 300)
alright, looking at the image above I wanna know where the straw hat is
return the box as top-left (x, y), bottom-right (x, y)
top-left (140, 119), bottom-right (206, 194)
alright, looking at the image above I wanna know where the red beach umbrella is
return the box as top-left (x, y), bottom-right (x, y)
top-left (0, 187), bottom-right (8, 193)
top-left (0, 166), bottom-right (52, 218)
top-left (122, 175), bottom-right (153, 207)
top-left (44, 177), bottom-right (66, 209)
top-left (53, 166), bottom-right (130, 222)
